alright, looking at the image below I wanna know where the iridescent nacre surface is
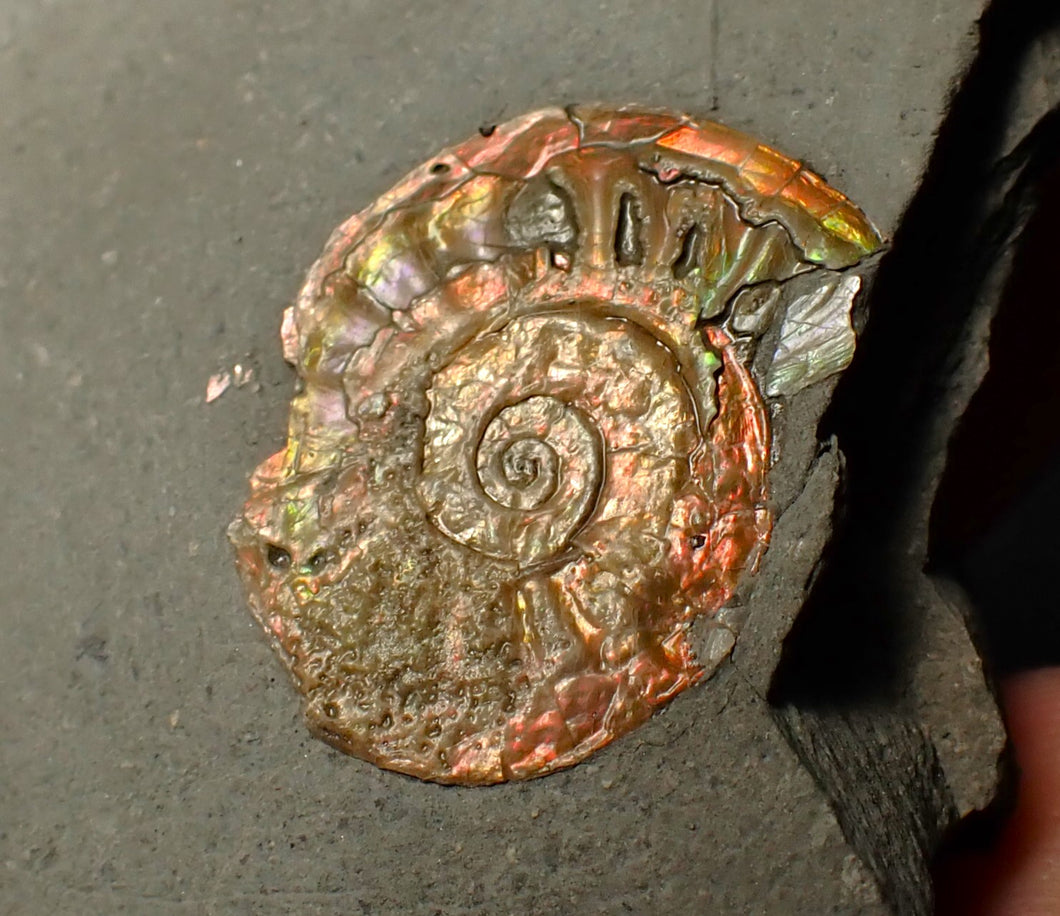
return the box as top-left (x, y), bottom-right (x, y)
top-left (230, 106), bottom-right (881, 784)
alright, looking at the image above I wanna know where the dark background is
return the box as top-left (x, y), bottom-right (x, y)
top-left (932, 158), bottom-right (1060, 673)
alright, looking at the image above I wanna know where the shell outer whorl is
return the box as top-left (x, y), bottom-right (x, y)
top-left (230, 105), bottom-right (882, 785)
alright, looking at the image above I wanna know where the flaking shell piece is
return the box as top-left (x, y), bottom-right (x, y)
top-left (230, 105), bottom-right (882, 784)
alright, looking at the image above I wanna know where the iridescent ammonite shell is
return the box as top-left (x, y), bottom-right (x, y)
top-left (230, 106), bottom-right (881, 784)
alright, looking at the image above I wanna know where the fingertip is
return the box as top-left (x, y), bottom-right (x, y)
top-left (935, 666), bottom-right (1060, 915)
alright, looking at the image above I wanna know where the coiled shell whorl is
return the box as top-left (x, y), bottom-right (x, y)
top-left (230, 106), bottom-right (881, 784)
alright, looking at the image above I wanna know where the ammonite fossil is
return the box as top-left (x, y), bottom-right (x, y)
top-left (230, 106), bottom-right (881, 784)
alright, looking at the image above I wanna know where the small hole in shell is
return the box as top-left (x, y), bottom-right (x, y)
top-left (306, 550), bottom-right (330, 573)
top-left (673, 224), bottom-right (702, 280)
top-left (615, 193), bottom-right (645, 266)
top-left (267, 544), bottom-right (292, 569)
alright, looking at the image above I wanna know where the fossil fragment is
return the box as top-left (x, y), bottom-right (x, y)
top-left (229, 106), bottom-right (882, 784)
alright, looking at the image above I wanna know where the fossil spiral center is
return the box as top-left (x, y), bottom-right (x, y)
top-left (477, 396), bottom-right (598, 514)
top-left (489, 438), bottom-right (556, 505)
top-left (501, 439), bottom-right (551, 490)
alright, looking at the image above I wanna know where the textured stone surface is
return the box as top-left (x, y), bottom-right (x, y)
top-left (767, 6), bottom-right (1060, 913)
top-left (0, 0), bottom-right (1013, 913)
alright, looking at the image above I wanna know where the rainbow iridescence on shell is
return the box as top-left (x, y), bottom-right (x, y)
top-left (230, 106), bottom-right (881, 784)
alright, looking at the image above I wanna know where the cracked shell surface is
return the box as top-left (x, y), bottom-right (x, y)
top-left (230, 106), bottom-right (881, 784)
